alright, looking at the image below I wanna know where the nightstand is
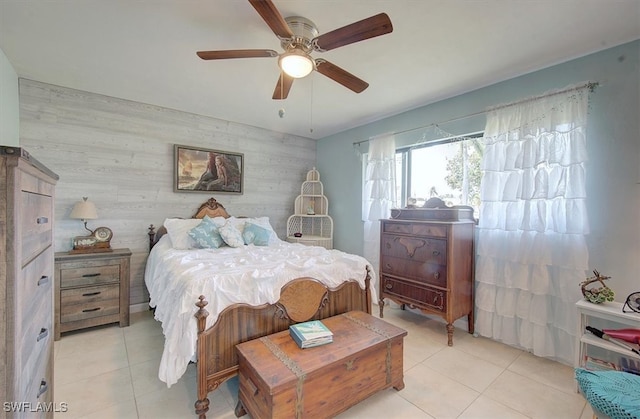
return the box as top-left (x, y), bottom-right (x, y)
top-left (54, 248), bottom-right (131, 340)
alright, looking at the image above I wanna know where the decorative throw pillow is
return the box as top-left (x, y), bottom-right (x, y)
top-left (209, 216), bottom-right (228, 228)
top-left (218, 222), bottom-right (245, 248)
top-left (223, 216), bottom-right (248, 232)
top-left (242, 222), bottom-right (273, 246)
top-left (188, 216), bottom-right (225, 249)
top-left (238, 216), bottom-right (281, 244)
top-left (163, 218), bottom-right (203, 249)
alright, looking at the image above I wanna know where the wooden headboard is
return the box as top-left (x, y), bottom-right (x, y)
top-left (191, 197), bottom-right (231, 219)
top-left (148, 197), bottom-right (230, 250)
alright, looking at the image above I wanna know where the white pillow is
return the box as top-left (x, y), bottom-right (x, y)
top-left (223, 216), bottom-right (248, 232)
top-left (215, 216), bottom-right (280, 244)
top-left (163, 218), bottom-right (203, 249)
top-left (218, 222), bottom-right (245, 248)
top-left (209, 216), bottom-right (228, 228)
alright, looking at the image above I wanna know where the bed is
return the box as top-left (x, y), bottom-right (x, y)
top-left (144, 198), bottom-right (374, 418)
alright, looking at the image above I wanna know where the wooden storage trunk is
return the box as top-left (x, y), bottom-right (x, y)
top-left (235, 311), bottom-right (407, 418)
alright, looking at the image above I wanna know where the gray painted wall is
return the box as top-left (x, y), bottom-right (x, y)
top-left (317, 40), bottom-right (640, 301)
top-left (0, 48), bottom-right (19, 146)
top-left (19, 79), bottom-right (316, 305)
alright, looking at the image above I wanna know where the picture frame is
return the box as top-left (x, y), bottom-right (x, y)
top-left (174, 144), bottom-right (244, 194)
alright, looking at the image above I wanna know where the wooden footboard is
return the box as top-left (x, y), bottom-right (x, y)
top-left (193, 269), bottom-right (372, 418)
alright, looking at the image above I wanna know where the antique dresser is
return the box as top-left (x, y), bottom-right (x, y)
top-left (1, 147), bottom-right (58, 418)
top-left (379, 198), bottom-right (475, 346)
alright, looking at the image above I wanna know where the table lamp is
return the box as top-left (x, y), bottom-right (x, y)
top-left (69, 197), bottom-right (113, 253)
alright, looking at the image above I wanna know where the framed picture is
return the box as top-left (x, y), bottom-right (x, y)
top-left (174, 144), bottom-right (244, 194)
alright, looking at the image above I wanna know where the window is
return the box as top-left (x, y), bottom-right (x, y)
top-left (394, 133), bottom-right (483, 216)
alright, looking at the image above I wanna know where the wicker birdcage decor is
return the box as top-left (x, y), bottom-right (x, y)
top-left (580, 270), bottom-right (615, 304)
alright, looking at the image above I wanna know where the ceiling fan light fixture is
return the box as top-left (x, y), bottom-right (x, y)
top-left (279, 49), bottom-right (314, 78)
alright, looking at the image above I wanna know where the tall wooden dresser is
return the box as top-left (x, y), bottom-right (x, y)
top-left (379, 200), bottom-right (475, 346)
top-left (1, 147), bottom-right (58, 418)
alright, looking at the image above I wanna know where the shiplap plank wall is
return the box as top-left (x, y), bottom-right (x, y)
top-left (19, 79), bottom-right (316, 305)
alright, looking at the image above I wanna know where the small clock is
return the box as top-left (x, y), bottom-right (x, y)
top-left (70, 226), bottom-right (114, 254)
top-left (94, 226), bottom-right (113, 242)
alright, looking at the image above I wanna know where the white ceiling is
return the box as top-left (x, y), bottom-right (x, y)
top-left (1, 1), bottom-right (639, 140)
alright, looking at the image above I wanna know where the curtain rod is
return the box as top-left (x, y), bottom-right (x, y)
top-left (352, 81), bottom-right (598, 146)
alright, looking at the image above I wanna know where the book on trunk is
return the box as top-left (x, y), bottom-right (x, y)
top-left (289, 320), bottom-right (333, 348)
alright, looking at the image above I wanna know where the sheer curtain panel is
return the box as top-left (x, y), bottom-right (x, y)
top-left (362, 133), bottom-right (396, 299)
top-left (475, 86), bottom-right (591, 365)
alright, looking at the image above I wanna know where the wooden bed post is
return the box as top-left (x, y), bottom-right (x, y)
top-left (148, 224), bottom-right (156, 251)
top-left (365, 265), bottom-right (373, 314)
top-left (194, 296), bottom-right (210, 419)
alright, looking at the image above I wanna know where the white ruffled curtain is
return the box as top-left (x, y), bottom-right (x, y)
top-left (475, 86), bottom-right (591, 365)
top-left (362, 133), bottom-right (396, 300)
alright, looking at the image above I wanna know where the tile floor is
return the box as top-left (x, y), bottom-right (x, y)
top-left (54, 307), bottom-right (595, 418)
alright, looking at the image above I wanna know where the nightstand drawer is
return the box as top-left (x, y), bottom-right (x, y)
top-left (60, 263), bottom-right (120, 288)
top-left (60, 284), bottom-right (120, 323)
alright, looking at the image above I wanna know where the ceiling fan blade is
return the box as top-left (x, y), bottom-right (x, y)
top-left (312, 13), bottom-right (392, 52)
top-left (248, 0), bottom-right (294, 39)
top-left (272, 72), bottom-right (294, 100)
top-left (315, 59), bottom-right (368, 93)
top-left (197, 49), bottom-right (278, 60)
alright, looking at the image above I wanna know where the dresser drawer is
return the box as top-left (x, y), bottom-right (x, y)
top-left (381, 234), bottom-right (447, 264)
top-left (20, 191), bottom-right (53, 266)
top-left (60, 284), bottom-right (120, 323)
top-left (383, 222), bottom-right (447, 238)
top-left (16, 287), bottom-right (52, 401)
top-left (18, 247), bottom-right (53, 327)
top-left (17, 341), bottom-right (51, 405)
top-left (18, 167), bottom-right (56, 196)
top-left (381, 276), bottom-right (447, 313)
top-left (19, 341), bottom-right (53, 416)
top-left (381, 256), bottom-right (447, 288)
top-left (60, 263), bottom-right (120, 288)
top-left (412, 224), bottom-right (447, 238)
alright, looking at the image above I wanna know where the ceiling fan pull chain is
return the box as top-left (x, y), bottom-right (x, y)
top-left (310, 74), bottom-right (314, 134)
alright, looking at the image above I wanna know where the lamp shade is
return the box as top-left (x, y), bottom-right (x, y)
top-left (70, 198), bottom-right (98, 220)
top-left (279, 50), bottom-right (314, 78)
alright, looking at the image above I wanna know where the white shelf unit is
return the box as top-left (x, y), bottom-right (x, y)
top-left (575, 299), bottom-right (640, 373)
top-left (286, 168), bottom-right (333, 249)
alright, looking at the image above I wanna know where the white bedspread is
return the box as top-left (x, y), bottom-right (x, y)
top-left (144, 236), bottom-right (377, 387)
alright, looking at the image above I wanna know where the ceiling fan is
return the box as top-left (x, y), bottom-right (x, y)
top-left (197, 0), bottom-right (393, 100)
